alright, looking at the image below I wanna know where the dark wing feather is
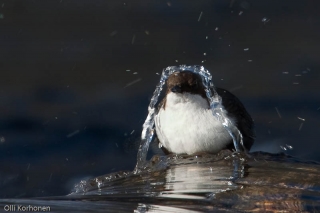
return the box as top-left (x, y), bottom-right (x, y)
top-left (215, 87), bottom-right (255, 151)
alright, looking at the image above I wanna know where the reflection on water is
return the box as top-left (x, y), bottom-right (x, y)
top-left (1, 150), bottom-right (320, 212)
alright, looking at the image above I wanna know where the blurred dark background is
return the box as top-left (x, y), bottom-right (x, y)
top-left (0, 0), bottom-right (319, 198)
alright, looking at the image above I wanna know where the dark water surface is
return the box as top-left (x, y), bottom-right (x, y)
top-left (1, 0), bottom-right (320, 198)
top-left (1, 151), bottom-right (319, 212)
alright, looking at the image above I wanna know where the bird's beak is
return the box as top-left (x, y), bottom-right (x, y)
top-left (171, 85), bottom-right (182, 93)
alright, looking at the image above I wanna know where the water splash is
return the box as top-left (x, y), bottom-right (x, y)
top-left (7, 151), bottom-right (320, 212)
top-left (134, 65), bottom-right (245, 173)
top-left (72, 150), bottom-right (239, 194)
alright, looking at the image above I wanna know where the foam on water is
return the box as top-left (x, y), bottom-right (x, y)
top-left (134, 65), bottom-right (244, 173)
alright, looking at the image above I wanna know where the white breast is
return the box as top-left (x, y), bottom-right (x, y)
top-left (155, 92), bottom-right (232, 155)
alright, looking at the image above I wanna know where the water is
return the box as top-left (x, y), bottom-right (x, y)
top-left (135, 65), bottom-right (244, 173)
top-left (2, 66), bottom-right (319, 212)
top-left (1, 151), bottom-right (320, 212)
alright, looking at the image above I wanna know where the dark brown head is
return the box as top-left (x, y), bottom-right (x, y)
top-left (166, 71), bottom-right (206, 98)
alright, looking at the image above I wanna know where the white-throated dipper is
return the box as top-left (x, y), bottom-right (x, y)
top-left (154, 71), bottom-right (254, 155)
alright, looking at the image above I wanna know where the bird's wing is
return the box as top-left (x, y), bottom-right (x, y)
top-left (215, 87), bottom-right (255, 151)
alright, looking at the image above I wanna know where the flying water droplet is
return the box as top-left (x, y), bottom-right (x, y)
top-left (262, 17), bottom-right (270, 24)
top-left (280, 146), bottom-right (287, 151)
top-left (286, 144), bottom-right (293, 150)
top-left (0, 136), bottom-right (5, 143)
top-left (275, 107), bottom-right (282, 118)
top-left (131, 34), bottom-right (136, 44)
top-left (198, 11), bottom-right (203, 22)
top-left (299, 123), bottom-right (304, 131)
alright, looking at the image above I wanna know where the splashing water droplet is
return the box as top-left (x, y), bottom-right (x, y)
top-left (134, 65), bottom-right (245, 173)
top-left (280, 146), bottom-right (287, 151)
top-left (131, 34), bottom-right (136, 44)
top-left (198, 11), bottom-right (203, 22)
top-left (262, 17), bottom-right (270, 24)
top-left (286, 144), bottom-right (293, 150)
top-left (299, 123), bottom-right (304, 131)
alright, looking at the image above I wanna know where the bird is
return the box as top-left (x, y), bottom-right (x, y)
top-left (154, 71), bottom-right (255, 155)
